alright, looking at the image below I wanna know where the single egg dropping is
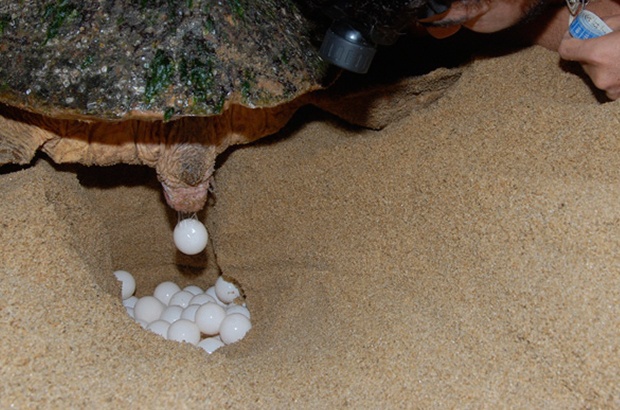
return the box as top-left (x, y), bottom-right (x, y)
top-left (173, 219), bottom-right (208, 255)
top-left (114, 270), bottom-right (136, 300)
top-left (219, 313), bottom-right (252, 345)
top-left (167, 319), bottom-right (201, 345)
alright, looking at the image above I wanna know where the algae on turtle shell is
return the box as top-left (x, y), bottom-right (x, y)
top-left (0, 0), bottom-right (330, 120)
top-left (0, 0), bottom-right (465, 213)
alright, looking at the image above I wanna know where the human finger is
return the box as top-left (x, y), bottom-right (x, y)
top-left (558, 35), bottom-right (590, 62)
top-left (559, 13), bottom-right (620, 60)
top-left (559, 30), bottom-right (620, 63)
top-left (601, 14), bottom-right (620, 30)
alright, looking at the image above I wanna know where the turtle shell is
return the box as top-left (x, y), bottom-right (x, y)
top-left (0, 0), bottom-right (330, 121)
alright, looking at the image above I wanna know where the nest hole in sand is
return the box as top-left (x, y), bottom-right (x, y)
top-left (75, 159), bottom-right (252, 349)
top-left (0, 29), bottom-right (495, 354)
top-left (74, 161), bottom-right (225, 295)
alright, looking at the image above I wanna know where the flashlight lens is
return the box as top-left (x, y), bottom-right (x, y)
top-left (319, 21), bottom-right (376, 74)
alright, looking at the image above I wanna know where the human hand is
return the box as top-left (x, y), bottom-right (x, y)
top-left (558, 15), bottom-right (620, 100)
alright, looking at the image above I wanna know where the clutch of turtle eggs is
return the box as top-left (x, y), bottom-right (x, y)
top-left (113, 217), bottom-right (251, 354)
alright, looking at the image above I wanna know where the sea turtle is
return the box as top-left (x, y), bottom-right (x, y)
top-left (0, 0), bottom-right (462, 212)
top-left (0, 0), bottom-right (336, 212)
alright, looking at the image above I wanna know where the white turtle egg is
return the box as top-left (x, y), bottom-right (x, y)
top-left (174, 219), bottom-right (208, 255)
top-left (119, 271), bottom-right (250, 351)
top-left (197, 337), bottom-right (225, 354)
top-left (215, 276), bottom-right (240, 303)
top-left (189, 293), bottom-right (215, 306)
top-left (169, 290), bottom-right (194, 308)
top-left (205, 286), bottom-right (226, 306)
top-left (219, 313), bottom-right (252, 345)
top-left (226, 304), bottom-right (251, 319)
top-left (183, 285), bottom-right (203, 295)
top-left (167, 319), bottom-right (201, 345)
top-left (114, 270), bottom-right (136, 300)
top-left (160, 305), bottom-right (183, 324)
top-left (181, 304), bottom-right (200, 322)
top-left (153, 281), bottom-right (181, 305)
top-left (195, 302), bottom-right (226, 335)
top-left (122, 296), bottom-right (138, 309)
top-left (134, 296), bottom-right (165, 324)
top-left (147, 320), bottom-right (170, 339)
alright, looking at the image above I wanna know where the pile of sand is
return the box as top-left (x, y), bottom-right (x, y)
top-left (2, 46), bottom-right (619, 407)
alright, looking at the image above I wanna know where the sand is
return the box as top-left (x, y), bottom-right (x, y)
top-left (2, 45), bottom-right (620, 408)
